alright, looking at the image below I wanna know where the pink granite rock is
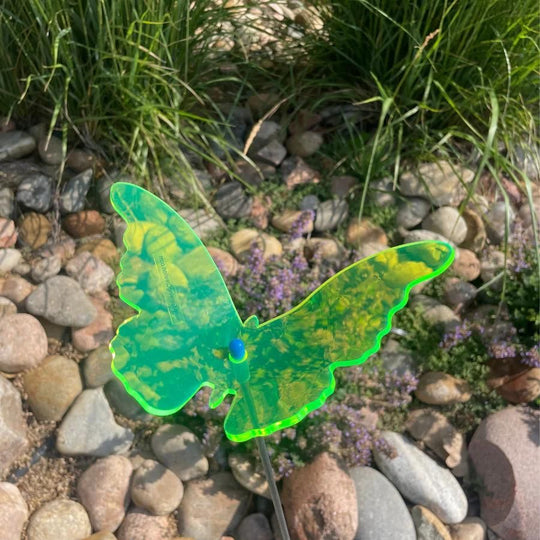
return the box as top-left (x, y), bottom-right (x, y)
top-left (282, 452), bottom-right (357, 540)
top-left (469, 406), bottom-right (540, 540)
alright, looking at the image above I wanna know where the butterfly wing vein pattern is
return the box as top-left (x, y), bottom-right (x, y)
top-left (109, 182), bottom-right (454, 441)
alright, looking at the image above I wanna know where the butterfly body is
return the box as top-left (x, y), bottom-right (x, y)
top-left (110, 182), bottom-right (454, 442)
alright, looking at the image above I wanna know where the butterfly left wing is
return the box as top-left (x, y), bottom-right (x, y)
top-left (109, 182), bottom-right (243, 415)
top-left (224, 241), bottom-right (454, 441)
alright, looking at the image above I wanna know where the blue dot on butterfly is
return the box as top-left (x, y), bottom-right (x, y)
top-left (228, 338), bottom-right (246, 363)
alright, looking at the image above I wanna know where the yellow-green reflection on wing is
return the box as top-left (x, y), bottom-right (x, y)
top-left (109, 183), bottom-right (454, 441)
top-left (109, 182), bottom-right (243, 415)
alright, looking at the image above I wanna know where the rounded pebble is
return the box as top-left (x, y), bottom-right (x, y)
top-left (0, 482), bottom-right (28, 540)
top-left (0, 313), bottom-right (47, 373)
top-left (131, 459), bottom-right (184, 515)
top-left (23, 355), bottom-right (83, 421)
top-left (151, 424), bottom-right (208, 481)
top-left (416, 371), bottom-right (472, 405)
top-left (78, 455), bottom-right (133, 532)
top-left (373, 431), bottom-right (468, 524)
top-left (27, 499), bottom-right (91, 540)
top-left (117, 508), bottom-right (170, 540)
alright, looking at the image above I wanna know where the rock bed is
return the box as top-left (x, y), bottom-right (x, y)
top-left (0, 96), bottom-right (539, 540)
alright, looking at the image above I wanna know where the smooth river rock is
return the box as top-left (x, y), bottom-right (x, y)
top-left (56, 387), bottom-right (134, 456)
top-left (350, 466), bottom-right (415, 540)
top-left (373, 431), bottom-right (468, 524)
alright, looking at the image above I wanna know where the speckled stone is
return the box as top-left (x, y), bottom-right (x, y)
top-left (0, 313), bottom-right (48, 373)
top-left (0, 482), bottom-right (28, 540)
top-left (77, 455), bottom-right (133, 532)
top-left (26, 499), bottom-right (91, 540)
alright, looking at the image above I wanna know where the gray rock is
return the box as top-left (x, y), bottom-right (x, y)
top-left (248, 120), bottom-right (282, 152)
top-left (179, 208), bottom-right (222, 239)
top-left (0, 188), bottom-right (14, 218)
top-left (65, 252), bottom-right (115, 294)
top-left (83, 345), bottom-right (114, 387)
top-left (314, 199), bottom-right (348, 231)
top-left (368, 177), bottom-right (397, 207)
top-left (16, 173), bottom-right (53, 212)
top-left (26, 275), bottom-right (97, 327)
top-left (379, 350), bottom-right (417, 376)
top-left (237, 513), bottom-right (273, 540)
top-left (178, 472), bottom-right (250, 540)
top-left (0, 131), bottom-right (36, 161)
top-left (0, 375), bottom-right (28, 476)
top-left (331, 175), bottom-right (358, 198)
top-left (409, 295), bottom-right (460, 331)
top-left (214, 182), bottom-right (253, 219)
top-left (26, 499), bottom-right (91, 540)
top-left (397, 197), bottom-right (431, 229)
top-left (350, 466), bottom-right (415, 540)
top-left (56, 387), bottom-right (134, 456)
top-left (286, 130), bottom-right (323, 158)
top-left (131, 459), bottom-right (184, 515)
top-left (399, 161), bottom-right (474, 206)
top-left (300, 194), bottom-right (320, 210)
top-left (23, 355), bottom-right (82, 421)
top-left (30, 254), bottom-right (62, 283)
top-left (0, 248), bottom-right (21, 273)
top-left (373, 431), bottom-right (468, 524)
top-left (485, 201), bottom-right (515, 244)
top-left (151, 424), bottom-right (208, 481)
top-left (0, 482), bottom-right (28, 540)
top-left (513, 143), bottom-right (540, 182)
top-left (113, 216), bottom-right (127, 248)
top-left (97, 175), bottom-right (116, 213)
top-left (480, 249), bottom-right (506, 287)
top-left (254, 139), bottom-right (287, 166)
top-left (402, 229), bottom-right (454, 246)
top-left (422, 207), bottom-right (468, 245)
top-left (37, 135), bottom-right (63, 165)
top-left (443, 278), bottom-right (477, 307)
top-left (59, 168), bottom-right (93, 213)
top-left (104, 378), bottom-right (151, 420)
top-left (77, 455), bottom-right (132, 532)
top-left (0, 313), bottom-right (48, 373)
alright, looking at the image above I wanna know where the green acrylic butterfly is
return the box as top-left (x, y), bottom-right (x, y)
top-left (109, 182), bottom-right (454, 442)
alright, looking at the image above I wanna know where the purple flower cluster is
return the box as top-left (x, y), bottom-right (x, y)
top-left (289, 210), bottom-right (315, 240)
top-left (440, 321), bottom-right (473, 349)
top-left (305, 402), bottom-right (382, 468)
top-left (228, 233), bottom-right (337, 321)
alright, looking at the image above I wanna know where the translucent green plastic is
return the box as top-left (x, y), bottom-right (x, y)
top-left (110, 182), bottom-right (454, 442)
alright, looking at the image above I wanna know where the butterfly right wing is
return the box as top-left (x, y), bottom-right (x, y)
top-left (224, 241), bottom-right (454, 441)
